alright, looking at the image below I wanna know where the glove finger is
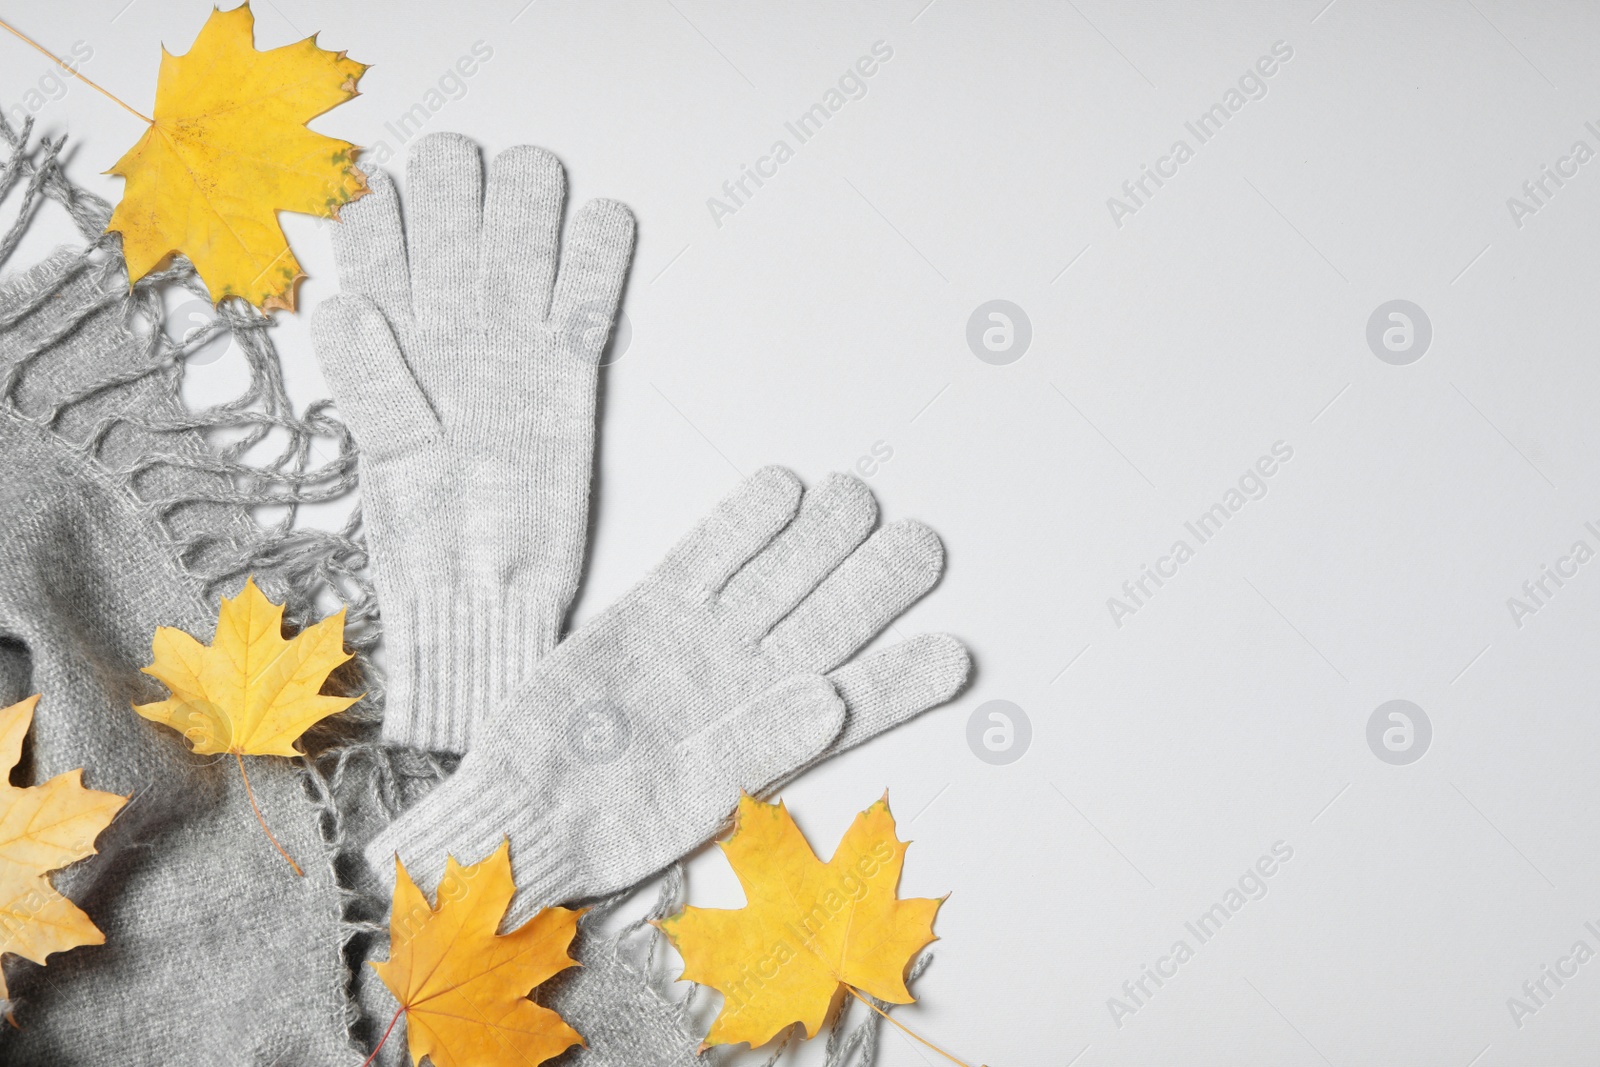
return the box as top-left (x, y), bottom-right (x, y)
top-left (311, 294), bottom-right (439, 460)
top-left (406, 132), bottom-right (483, 335)
top-left (548, 198), bottom-right (636, 364)
top-left (718, 472), bottom-right (876, 639)
top-left (760, 520), bottom-right (944, 674)
top-left (679, 674), bottom-right (845, 800)
top-left (481, 145), bottom-right (565, 325)
top-left (332, 167), bottom-right (413, 334)
top-left (824, 634), bottom-right (971, 757)
top-left (659, 466), bottom-right (801, 593)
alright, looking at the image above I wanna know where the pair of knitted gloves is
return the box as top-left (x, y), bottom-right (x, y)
top-left (315, 133), bottom-right (970, 919)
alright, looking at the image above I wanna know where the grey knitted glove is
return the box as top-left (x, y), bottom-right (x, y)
top-left (312, 132), bottom-right (635, 753)
top-left (366, 467), bottom-right (969, 922)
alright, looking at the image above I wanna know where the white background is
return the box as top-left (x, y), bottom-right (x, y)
top-left (8, 2), bottom-right (1600, 1064)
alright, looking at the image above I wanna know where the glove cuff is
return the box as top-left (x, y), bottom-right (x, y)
top-left (363, 752), bottom-right (579, 908)
top-left (379, 583), bottom-right (558, 753)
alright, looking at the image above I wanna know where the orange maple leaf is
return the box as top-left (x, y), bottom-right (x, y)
top-left (370, 841), bottom-right (585, 1067)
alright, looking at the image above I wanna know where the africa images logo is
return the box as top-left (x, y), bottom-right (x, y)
top-left (1106, 41), bottom-right (1295, 229)
top-left (706, 41), bottom-right (894, 227)
top-left (1106, 442), bottom-right (1294, 628)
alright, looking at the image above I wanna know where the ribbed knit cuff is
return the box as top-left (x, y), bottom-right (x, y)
top-left (379, 583), bottom-right (556, 753)
top-left (363, 753), bottom-right (581, 911)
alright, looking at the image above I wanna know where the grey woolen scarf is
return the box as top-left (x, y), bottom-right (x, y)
top-left (0, 129), bottom-right (359, 1064)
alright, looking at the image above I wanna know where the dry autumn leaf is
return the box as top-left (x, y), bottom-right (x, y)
top-left (658, 793), bottom-right (942, 1051)
top-left (0, 695), bottom-right (127, 1006)
top-left (135, 577), bottom-right (356, 873)
top-left (369, 841), bottom-right (584, 1067)
top-left (106, 1), bottom-right (368, 311)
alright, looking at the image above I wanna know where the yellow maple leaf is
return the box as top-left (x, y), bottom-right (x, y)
top-left (135, 577), bottom-right (356, 873)
top-left (658, 793), bottom-right (942, 1051)
top-left (106, 1), bottom-right (368, 312)
top-left (370, 841), bottom-right (585, 1067)
top-left (135, 577), bottom-right (356, 756)
top-left (0, 695), bottom-right (128, 1004)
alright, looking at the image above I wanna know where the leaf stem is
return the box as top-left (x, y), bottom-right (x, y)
top-left (235, 752), bottom-right (303, 876)
top-left (844, 985), bottom-right (985, 1067)
top-left (0, 16), bottom-right (153, 125)
top-left (359, 1006), bottom-right (404, 1067)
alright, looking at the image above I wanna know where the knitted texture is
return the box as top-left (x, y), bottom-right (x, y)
top-left (366, 466), bottom-right (971, 924)
top-left (0, 118), bottom-right (367, 1065)
top-left (312, 133), bottom-right (636, 753)
top-left (542, 894), bottom-right (716, 1067)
